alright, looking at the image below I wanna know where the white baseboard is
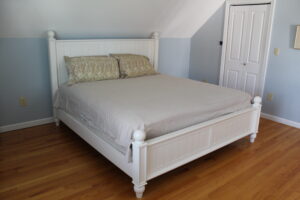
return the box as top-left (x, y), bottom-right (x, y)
top-left (0, 117), bottom-right (54, 133)
top-left (261, 113), bottom-right (300, 129)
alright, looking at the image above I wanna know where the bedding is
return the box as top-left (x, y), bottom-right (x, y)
top-left (54, 74), bottom-right (252, 155)
top-left (110, 54), bottom-right (157, 78)
top-left (64, 55), bottom-right (119, 85)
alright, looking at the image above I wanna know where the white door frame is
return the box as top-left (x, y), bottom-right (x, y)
top-left (219, 0), bottom-right (276, 97)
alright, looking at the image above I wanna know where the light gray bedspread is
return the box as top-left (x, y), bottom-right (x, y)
top-left (54, 74), bottom-right (251, 154)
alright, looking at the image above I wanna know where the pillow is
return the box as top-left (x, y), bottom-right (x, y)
top-left (110, 54), bottom-right (157, 78)
top-left (64, 56), bottom-right (119, 85)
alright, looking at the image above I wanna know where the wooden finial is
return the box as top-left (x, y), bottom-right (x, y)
top-left (47, 31), bottom-right (56, 40)
top-left (133, 130), bottom-right (146, 144)
top-left (151, 32), bottom-right (159, 39)
top-left (253, 96), bottom-right (262, 108)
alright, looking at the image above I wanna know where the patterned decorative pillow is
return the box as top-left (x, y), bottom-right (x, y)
top-left (65, 56), bottom-right (119, 85)
top-left (110, 54), bottom-right (157, 78)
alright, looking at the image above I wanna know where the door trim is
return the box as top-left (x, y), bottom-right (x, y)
top-left (219, 0), bottom-right (276, 97)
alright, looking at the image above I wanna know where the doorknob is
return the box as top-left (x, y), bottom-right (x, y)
top-left (243, 63), bottom-right (247, 66)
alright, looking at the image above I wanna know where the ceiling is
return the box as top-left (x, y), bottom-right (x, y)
top-left (0, 0), bottom-right (224, 38)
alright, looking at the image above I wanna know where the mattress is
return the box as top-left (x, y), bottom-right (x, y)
top-left (54, 74), bottom-right (252, 155)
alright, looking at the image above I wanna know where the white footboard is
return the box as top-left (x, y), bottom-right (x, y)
top-left (132, 97), bottom-right (261, 198)
top-left (146, 107), bottom-right (257, 179)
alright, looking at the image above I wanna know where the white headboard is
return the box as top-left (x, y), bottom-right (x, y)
top-left (47, 31), bottom-right (159, 98)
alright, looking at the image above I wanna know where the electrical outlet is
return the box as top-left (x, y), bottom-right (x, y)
top-left (274, 48), bottom-right (280, 56)
top-left (19, 97), bottom-right (27, 107)
top-left (267, 93), bottom-right (273, 101)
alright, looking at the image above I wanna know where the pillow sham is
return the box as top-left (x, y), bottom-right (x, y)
top-left (110, 54), bottom-right (157, 78)
top-left (65, 56), bottom-right (119, 85)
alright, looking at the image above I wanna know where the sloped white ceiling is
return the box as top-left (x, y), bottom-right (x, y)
top-left (162, 0), bottom-right (225, 37)
top-left (0, 0), bottom-right (225, 38)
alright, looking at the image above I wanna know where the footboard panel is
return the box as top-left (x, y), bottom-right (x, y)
top-left (146, 107), bottom-right (258, 180)
top-left (212, 111), bottom-right (253, 145)
top-left (147, 127), bottom-right (211, 179)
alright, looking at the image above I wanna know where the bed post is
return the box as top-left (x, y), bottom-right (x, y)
top-left (151, 32), bottom-right (159, 71)
top-left (250, 96), bottom-right (262, 143)
top-left (132, 130), bottom-right (147, 198)
top-left (47, 31), bottom-right (60, 126)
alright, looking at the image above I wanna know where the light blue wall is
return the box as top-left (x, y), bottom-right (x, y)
top-left (0, 37), bottom-right (190, 126)
top-left (189, 0), bottom-right (300, 122)
top-left (0, 38), bottom-right (52, 126)
top-left (2, 0), bottom-right (298, 126)
top-left (262, 0), bottom-right (300, 122)
top-left (159, 38), bottom-right (191, 78)
top-left (189, 5), bottom-right (225, 84)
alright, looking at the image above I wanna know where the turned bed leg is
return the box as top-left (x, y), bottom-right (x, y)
top-left (53, 108), bottom-right (60, 127)
top-left (132, 130), bottom-right (147, 198)
top-left (134, 185), bottom-right (145, 198)
top-left (55, 118), bottom-right (60, 127)
top-left (250, 133), bottom-right (257, 143)
top-left (250, 96), bottom-right (262, 143)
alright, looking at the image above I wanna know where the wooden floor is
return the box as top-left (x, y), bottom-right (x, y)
top-left (1, 119), bottom-right (300, 200)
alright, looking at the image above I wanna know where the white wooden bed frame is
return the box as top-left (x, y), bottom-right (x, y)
top-left (48, 31), bottom-right (262, 198)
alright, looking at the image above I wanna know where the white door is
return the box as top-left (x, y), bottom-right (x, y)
top-left (222, 4), bottom-right (270, 96)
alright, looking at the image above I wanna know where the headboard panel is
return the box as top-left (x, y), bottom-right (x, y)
top-left (47, 31), bottom-right (159, 99)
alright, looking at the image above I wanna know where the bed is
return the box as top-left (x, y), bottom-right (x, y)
top-left (48, 31), bottom-right (262, 198)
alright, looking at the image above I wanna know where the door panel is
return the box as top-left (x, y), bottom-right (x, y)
top-left (226, 6), bottom-right (248, 63)
top-left (222, 4), bottom-right (270, 97)
top-left (248, 13), bottom-right (264, 63)
top-left (243, 73), bottom-right (257, 96)
top-left (229, 11), bottom-right (246, 61)
top-left (226, 70), bottom-right (239, 89)
top-left (245, 5), bottom-right (269, 65)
